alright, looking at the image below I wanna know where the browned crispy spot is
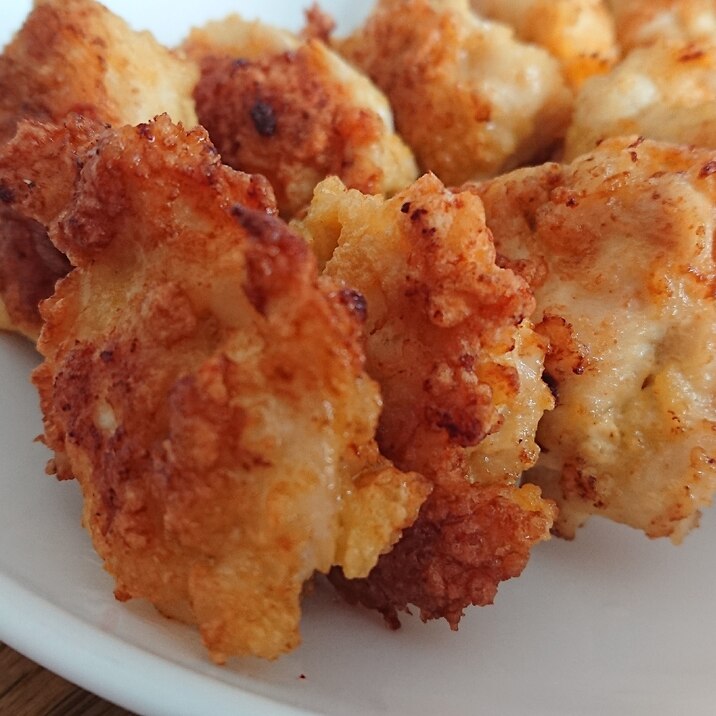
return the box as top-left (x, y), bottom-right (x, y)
top-left (0, 209), bottom-right (70, 338)
top-left (337, 288), bottom-right (368, 322)
top-left (0, 116), bottom-right (104, 337)
top-left (699, 160), bottom-right (716, 178)
top-left (678, 45), bottom-right (706, 63)
top-left (331, 481), bottom-right (553, 628)
top-left (316, 177), bottom-right (554, 626)
top-left (193, 45), bottom-right (385, 217)
top-left (231, 204), bottom-right (313, 317)
top-left (537, 313), bottom-right (588, 381)
top-left (561, 462), bottom-right (605, 509)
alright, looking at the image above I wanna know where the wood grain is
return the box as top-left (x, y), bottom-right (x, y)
top-left (0, 643), bottom-right (134, 716)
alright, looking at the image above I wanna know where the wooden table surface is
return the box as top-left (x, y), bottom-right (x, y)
top-left (0, 643), bottom-right (133, 716)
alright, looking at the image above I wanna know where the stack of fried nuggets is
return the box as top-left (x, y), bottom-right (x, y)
top-left (2, 0), bottom-right (716, 662)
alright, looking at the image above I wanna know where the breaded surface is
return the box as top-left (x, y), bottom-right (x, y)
top-left (0, 115), bottom-right (103, 340)
top-left (609, 0), bottom-right (716, 51)
top-left (184, 15), bottom-right (417, 218)
top-left (470, 138), bottom-right (716, 541)
top-left (471, 0), bottom-right (618, 88)
top-left (6, 115), bottom-right (429, 662)
top-left (0, 0), bottom-right (198, 338)
top-left (0, 116), bottom-right (105, 230)
top-left (0, 210), bottom-right (69, 340)
top-left (0, 0), bottom-right (197, 142)
top-left (296, 175), bottom-right (555, 627)
top-left (565, 41), bottom-right (716, 159)
top-left (338, 0), bottom-right (572, 185)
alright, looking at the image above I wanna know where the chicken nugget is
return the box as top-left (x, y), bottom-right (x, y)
top-left (0, 0), bottom-right (198, 339)
top-left (4, 115), bottom-right (429, 661)
top-left (565, 41), bottom-right (716, 159)
top-left (184, 15), bottom-right (417, 218)
top-left (338, 0), bottom-right (572, 185)
top-left (471, 0), bottom-right (618, 88)
top-left (470, 138), bottom-right (716, 541)
top-left (0, 0), bottom-right (197, 142)
top-left (295, 174), bottom-right (555, 627)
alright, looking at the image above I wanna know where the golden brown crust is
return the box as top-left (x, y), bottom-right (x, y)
top-left (195, 48), bottom-right (383, 217)
top-left (0, 0), bottom-right (198, 339)
top-left (0, 115), bottom-right (105, 338)
top-left (0, 116), bottom-right (106, 229)
top-left (0, 0), bottom-right (198, 144)
top-left (0, 210), bottom-right (69, 340)
top-left (338, 0), bottom-right (572, 184)
top-left (187, 19), bottom-right (417, 218)
top-left (331, 481), bottom-right (554, 627)
top-left (297, 175), bottom-right (555, 626)
top-left (26, 115), bottom-right (428, 662)
top-left (469, 138), bottom-right (716, 541)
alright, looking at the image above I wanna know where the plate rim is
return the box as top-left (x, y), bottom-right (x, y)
top-left (0, 570), bottom-right (317, 716)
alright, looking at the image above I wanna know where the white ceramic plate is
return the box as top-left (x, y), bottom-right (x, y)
top-left (2, 3), bottom-right (716, 714)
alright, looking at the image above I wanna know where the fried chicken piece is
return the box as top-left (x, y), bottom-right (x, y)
top-left (337, 0), bottom-right (572, 185)
top-left (471, 0), bottom-right (618, 88)
top-left (183, 15), bottom-right (417, 218)
top-left (295, 175), bottom-right (555, 627)
top-left (469, 138), bottom-right (716, 541)
top-left (0, 0), bottom-right (199, 339)
top-left (565, 41), bottom-right (716, 159)
top-left (0, 0), bottom-right (197, 141)
top-left (608, 0), bottom-right (716, 52)
top-left (5, 114), bottom-right (429, 662)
